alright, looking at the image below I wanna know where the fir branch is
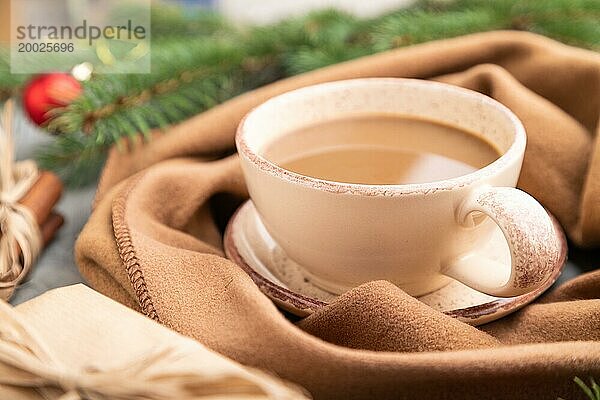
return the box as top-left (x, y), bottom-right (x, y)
top-left (372, 9), bottom-right (506, 50)
top-left (35, 132), bottom-right (107, 188)
top-left (149, 5), bottom-right (234, 39)
top-left (47, 39), bottom-right (248, 135)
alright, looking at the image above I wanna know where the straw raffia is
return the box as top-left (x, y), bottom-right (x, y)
top-left (0, 298), bottom-right (302, 399)
top-left (0, 100), bottom-right (42, 301)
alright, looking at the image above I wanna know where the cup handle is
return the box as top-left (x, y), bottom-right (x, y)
top-left (442, 186), bottom-right (561, 297)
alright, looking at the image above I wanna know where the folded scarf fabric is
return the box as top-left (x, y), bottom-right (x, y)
top-left (76, 31), bottom-right (600, 399)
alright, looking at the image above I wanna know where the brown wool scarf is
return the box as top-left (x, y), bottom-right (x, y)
top-left (76, 31), bottom-right (600, 399)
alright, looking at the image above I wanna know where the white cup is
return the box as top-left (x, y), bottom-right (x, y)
top-left (236, 78), bottom-right (561, 297)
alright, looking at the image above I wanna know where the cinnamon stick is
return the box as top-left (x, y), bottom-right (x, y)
top-left (9, 171), bottom-right (65, 260)
top-left (40, 212), bottom-right (64, 246)
top-left (18, 171), bottom-right (63, 226)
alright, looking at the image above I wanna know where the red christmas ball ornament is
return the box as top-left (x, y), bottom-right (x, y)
top-left (22, 73), bottom-right (82, 126)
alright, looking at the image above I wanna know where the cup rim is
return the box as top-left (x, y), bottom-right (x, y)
top-left (236, 78), bottom-right (526, 196)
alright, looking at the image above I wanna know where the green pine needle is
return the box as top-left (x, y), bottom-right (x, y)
top-left (573, 377), bottom-right (600, 400)
top-left (35, 132), bottom-right (107, 188)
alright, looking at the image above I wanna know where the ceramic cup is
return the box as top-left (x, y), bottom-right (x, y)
top-left (236, 78), bottom-right (561, 297)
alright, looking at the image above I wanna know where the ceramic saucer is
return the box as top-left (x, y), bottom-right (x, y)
top-left (224, 200), bottom-right (567, 325)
